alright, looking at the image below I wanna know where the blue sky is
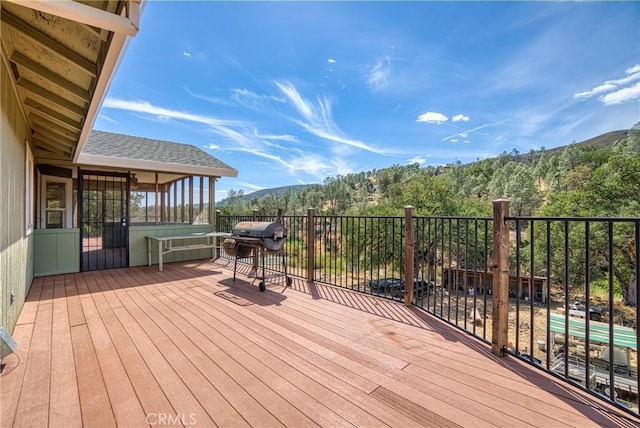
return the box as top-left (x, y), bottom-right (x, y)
top-left (95, 1), bottom-right (640, 202)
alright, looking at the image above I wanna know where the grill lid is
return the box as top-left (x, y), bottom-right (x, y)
top-left (231, 221), bottom-right (286, 239)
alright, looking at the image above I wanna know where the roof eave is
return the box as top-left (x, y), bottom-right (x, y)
top-left (73, 1), bottom-right (143, 163)
top-left (76, 152), bottom-right (239, 178)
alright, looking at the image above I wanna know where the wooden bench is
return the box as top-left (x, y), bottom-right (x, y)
top-left (146, 232), bottom-right (230, 271)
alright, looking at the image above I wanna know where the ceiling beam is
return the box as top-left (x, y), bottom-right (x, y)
top-left (33, 137), bottom-right (70, 156)
top-left (4, 0), bottom-right (139, 36)
top-left (10, 51), bottom-right (90, 102)
top-left (17, 77), bottom-right (86, 118)
top-left (1, 8), bottom-right (97, 77)
top-left (32, 130), bottom-right (77, 152)
top-left (24, 97), bottom-right (82, 131)
top-left (34, 148), bottom-right (73, 163)
top-left (31, 119), bottom-right (79, 146)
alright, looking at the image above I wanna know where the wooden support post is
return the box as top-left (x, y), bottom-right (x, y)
top-left (208, 177), bottom-right (215, 226)
top-left (154, 172), bottom-right (159, 225)
top-left (252, 209), bottom-right (259, 274)
top-left (188, 176), bottom-right (194, 224)
top-left (306, 208), bottom-right (315, 283)
top-left (404, 205), bottom-right (415, 307)
top-left (491, 199), bottom-right (511, 356)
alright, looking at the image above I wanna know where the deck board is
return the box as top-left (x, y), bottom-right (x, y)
top-left (2, 260), bottom-right (639, 428)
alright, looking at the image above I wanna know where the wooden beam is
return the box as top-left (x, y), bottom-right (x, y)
top-left (24, 98), bottom-right (82, 132)
top-left (306, 208), bottom-right (315, 283)
top-left (33, 138), bottom-right (67, 155)
top-left (10, 51), bottom-right (90, 102)
top-left (30, 116), bottom-right (79, 143)
top-left (17, 77), bottom-right (86, 118)
top-left (404, 205), bottom-right (415, 307)
top-left (491, 199), bottom-right (511, 357)
top-left (4, 0), bottom-right (139, 36)
top-left (1, 9), bottom-right (97, 77)
top-left (31, 130), bottom-right (76, 150)
top-left (34, 149), bottom-right (72, 162)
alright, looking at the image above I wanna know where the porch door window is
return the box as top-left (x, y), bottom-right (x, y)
top-left (41, 176), bottom-right (73, 229)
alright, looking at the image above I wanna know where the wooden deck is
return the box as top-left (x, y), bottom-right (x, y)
top-left (2, 260), bottom-right (639, 428)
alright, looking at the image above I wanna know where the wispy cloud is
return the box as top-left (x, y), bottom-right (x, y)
top-left (253, 131), bottom-right (298, 142)
top-left (365, 56), bottom-right (391, 92)
top-left (98, 114), bottom-right (117, 124)
top-left (574, 64), bottom-right (640, 104)
top-left (416, 112), bottom-right (448, 124)
top-left (183, 51), bottom-right (192, 57)
top-left (103, 98), bottom-right (243, 127)
top-left (452, 114), bottom-right (470, 122)
top-left (274, 81), bottom-right (385, 153)
top-left (238, 182), bottom-right (265, 192)
top-left (185, 87), bottom-right (230, 106)
top-left (328, 58), bottom-right (336, 64)
top-left (231, 88), bottom-right (285, 110)
top-left (442, 120), bottom-right (507, 142)
top-left (102, 97), bottom-right (354, 182)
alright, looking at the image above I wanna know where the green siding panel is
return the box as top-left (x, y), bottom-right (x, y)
top-left (33, 229), bottom-right (80, 276)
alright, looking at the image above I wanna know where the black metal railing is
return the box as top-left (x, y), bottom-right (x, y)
top-left (216, 207), bottom-right (639, 416)
top-left (509, 216), bottom-right (639, 411)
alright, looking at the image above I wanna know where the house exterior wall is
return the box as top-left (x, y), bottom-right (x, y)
top-left (1, 63), bottom-right (34, 358)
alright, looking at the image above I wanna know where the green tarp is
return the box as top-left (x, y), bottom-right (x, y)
top-left (549, 312), bottom-right (637, 351)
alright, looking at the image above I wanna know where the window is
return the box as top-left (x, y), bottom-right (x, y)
top-left (25, 144), bottom-right (34, 235)
top-left (40, 175), bottom-right (73, 229)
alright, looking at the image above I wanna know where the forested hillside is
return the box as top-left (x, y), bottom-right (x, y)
top-left (219, 123), bottom-right (640, 218)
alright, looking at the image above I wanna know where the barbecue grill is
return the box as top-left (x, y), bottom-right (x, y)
top-left (223, 220), bottom-right (291, 291)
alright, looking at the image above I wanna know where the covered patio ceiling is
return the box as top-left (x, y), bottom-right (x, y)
top-left (1, 0), bottom-right (141, 165)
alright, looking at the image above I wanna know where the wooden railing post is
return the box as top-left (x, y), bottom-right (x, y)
top-left (404, 206), bottom-right (415, 307)
top-left (492, 199), bottom-right (511, 356)
top-left (215, 210), bottom-right (221, 232)
top-left (306, 208), bottom-right (315, 283)
top-left (251, 209), bottom-right (259, 275)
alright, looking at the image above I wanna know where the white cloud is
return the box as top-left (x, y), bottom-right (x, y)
top-left (574, 83), bottom-right (617, 99)
top-left (452, 114), bottom-right (470, 122)
top-left (327, 58), bottom-right (336, 64)
top-left (574, 64), bottom-right (640, 101)
top-left (450, 139), bottom-right (459, 143)
top-left (416, 112), bottom-right (448, 124)
top-left (206, 143), bottom-right (220, 150)
top-left (463, 140), bottom-right (470, 144)
top-left (408, 156), bottom-right (427, 165)
top-left (274, 81), bottom-right (385, 154)
top-left (601, 81), bottom-right (640, 105)
top-left (626, 64), bottom-right (640, 75)
top-left (365, 56), bottom-right (391, 92)
top-left (183, 51), bottom-right (192, 57)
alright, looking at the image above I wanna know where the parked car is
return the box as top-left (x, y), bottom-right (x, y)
top-left (368, 278), bottom-right (432, 300)
top-left (569, 302), bottom-right (605, 321)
